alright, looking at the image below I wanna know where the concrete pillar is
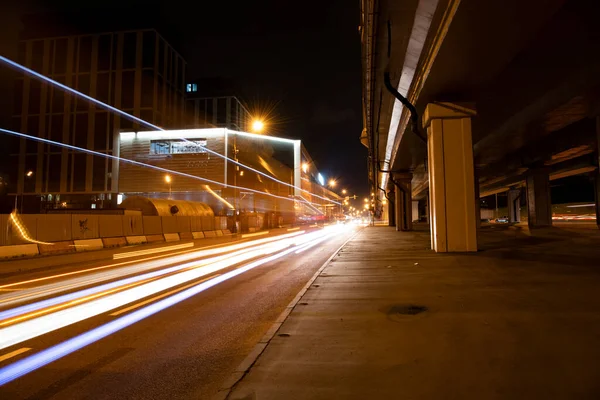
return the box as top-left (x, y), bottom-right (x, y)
top-left (508, 188), bottom-right (521, 223)
top-left (412, 200), bottom-right (419, 222)
top-left (388, 188), bottom-right (396, 227)
top-left (595, 172), bottom-right (600, 229)
top-left (393, 173), bottom-right (412, 231)
top-left (474, 167), bottom-right (481, 228)
top-left (526, 168), bottom-right (552, 228)
top-left (593, 172), bottom-right (600, 229)
top-left (423, 102), bottom-right (477, 252)
top-left (595, 117), bottom-right (600, 229)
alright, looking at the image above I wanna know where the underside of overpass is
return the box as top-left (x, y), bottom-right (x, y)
top-left (361, 0), bottom-right (600, 251)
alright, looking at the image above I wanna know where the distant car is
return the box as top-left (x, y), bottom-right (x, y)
top-left (495, 216), bottom-right (509, 223)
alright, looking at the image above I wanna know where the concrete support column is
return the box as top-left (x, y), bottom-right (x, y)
top-left (474, 167), bottom-right (481, 228)
top-left (423, 102), bottom-right (477, 252)
top-left (595, 172), bottom-right (600, 229)
top-left (508, 188), bottom-right (521, 223)
top-left (388, 188), bottom-right (396, 227)
top-left (526, 168), bottom-right (552, 228)
top-left (412, 200), bottom-right (419, 223)
top-left (392, 173), bottom-right (412, 231)
top-left (595, 117), bottom-right (600, 229)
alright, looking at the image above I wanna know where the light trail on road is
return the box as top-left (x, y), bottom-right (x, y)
top-left (0, 231), bottom-right (306, 310)
top-left (0, 224), bottom-right (351, 385)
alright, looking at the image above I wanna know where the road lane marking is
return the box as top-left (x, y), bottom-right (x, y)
top-left (287, 227), bottom-right (300, 232)
top-left (110, 274), bottom-right (221, 316)
top-left (0, 348), bottom-right (31, 363)
top-left (241, 231), bottom-right (269, 238)
top-left (113, 242), bottom-right (194, 260)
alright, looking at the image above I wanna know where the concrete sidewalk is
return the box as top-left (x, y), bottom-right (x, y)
top-left (225, 225), bottom-right (600, 399)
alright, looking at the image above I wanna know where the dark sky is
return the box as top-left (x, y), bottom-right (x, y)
top-left (2, 0), bottom-right (368, 197)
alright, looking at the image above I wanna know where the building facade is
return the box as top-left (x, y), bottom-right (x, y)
top-left (116, 128), bottom-right (342, 224)
top-left (9, 29), bottom-right (186, 211)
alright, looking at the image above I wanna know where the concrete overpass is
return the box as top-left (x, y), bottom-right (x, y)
top-left (361, 0), bottom-right (600, 251)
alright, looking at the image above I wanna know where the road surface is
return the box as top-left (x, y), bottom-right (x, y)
top-left (0, 224), bottom-right (357, 399)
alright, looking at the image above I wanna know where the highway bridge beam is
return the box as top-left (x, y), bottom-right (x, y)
top-left (423, 102), bottom-right (478, 252)
top-left (526, 168), bottom-right (553, 228)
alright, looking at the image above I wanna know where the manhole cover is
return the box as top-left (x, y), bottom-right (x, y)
top-left (389, 305), bottom-right (427, 315)
top-left (381, 304), bottom-right (428, 322)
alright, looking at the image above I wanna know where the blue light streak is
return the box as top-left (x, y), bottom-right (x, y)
top-left (0, 237), bottom-right (317, 386)
top-left (0, 55), bottom-right (341, 206)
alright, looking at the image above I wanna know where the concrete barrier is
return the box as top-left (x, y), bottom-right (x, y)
top-left (222, 229), bottom-right (232, 235)
top-left (216, 230), bottom-right (224, 237)
top-left (71, 215), bottom-right (100, 239)
top-left (102, 237), bottom-right (127, 248)
top-left (37, 215), bottom-right (72, 242)
top-left (179, 232), bottom-right (194, 240)
top-left (190, 216), bottom-right (203, 232)
top-left (204, 231), bottom-right (217, 238)
top-left (176, 216), bottom-right (191, 233)
top-left (0, 244), bottom-right (39, 258)
top-left (126, 236), bottom-right (147, 245)
top-left (145, 234), bottom-right (164, 243)
top-left (163, 233), bottom-right (180, 242)
top-left (73, 238), bottom-right (104, 252)
top-left (99, 215), bottom-right (125, 238)
top-left (38, 240), bottom-right (75, 255)
top-left (161, 217), bottom-right (178, 234)
top-left (192, 232), bottom-right (205, 239)
top-left (122, 215), bottom-right (143, 236)
top-left (143, 216), bottom-right (162, 235)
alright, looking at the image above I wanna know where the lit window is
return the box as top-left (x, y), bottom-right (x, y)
top-left (186, 83), bottom-right (192, 92)
top-left (192, 83), bottom-right (197, 92)
top-left (150, 139), bottom-right (208, 155)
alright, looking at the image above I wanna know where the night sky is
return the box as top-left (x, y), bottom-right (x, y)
top-left (2, 0), bottom-right (368, 197)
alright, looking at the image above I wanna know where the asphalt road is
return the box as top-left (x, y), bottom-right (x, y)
top-left (0, 225), bottom-right (356, 399)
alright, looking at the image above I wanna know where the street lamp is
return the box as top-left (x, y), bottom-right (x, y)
top-left (26, 170), bottom-right (33, 177)
top-left (251, 120), bottom-right (265, 133)
top-left (165, 175), bottom-right (172, 198)
top-left (342, 189), bottom-right (347, 195)
top-left (328, 179), bottom-right (336, 188)
top-left (364, 198), bottom-right (368, 203)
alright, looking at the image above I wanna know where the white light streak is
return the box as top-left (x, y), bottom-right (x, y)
top-left (0, 127), bottom-right (328, 209)
top-left (0, 226), bottom-right (350, 386)
top-left (0, 227), bottom-right (346, 353)
top-left (0, 55), bottom-right (339, 205)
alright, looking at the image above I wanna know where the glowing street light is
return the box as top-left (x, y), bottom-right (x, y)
top-left (302, 163), bottom-right (309, 173)
top-left (165, 175), bottom-right (172, 198)
top-left (328, 179), bottom-right (336, 188)
top-left (26, 170), bottom-right (33, 177)
top-left (364, 198), bottom-right (368, 203)
top-left (342, 189), bottom-right (347, 195)
top-left (251, 120), bottom-right (265, 133)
